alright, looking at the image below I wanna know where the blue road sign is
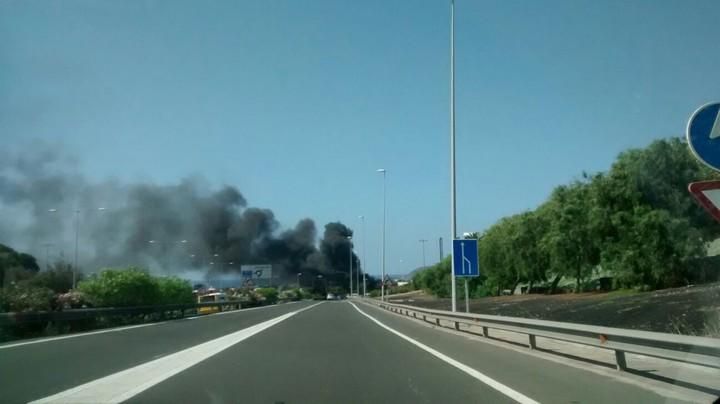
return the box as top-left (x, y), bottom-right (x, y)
top-left (453, 239), bottom-right (479, 277)
top-left (687, 102), bottom-right (720, 171)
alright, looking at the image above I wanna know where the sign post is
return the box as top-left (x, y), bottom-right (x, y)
top-left (453, 238), bottom-right (479, 313)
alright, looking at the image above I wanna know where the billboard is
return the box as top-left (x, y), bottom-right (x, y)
top-left (240, 264), bottom-right (272, 280)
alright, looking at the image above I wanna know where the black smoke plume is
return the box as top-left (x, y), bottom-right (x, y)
top-left (0, 143), bottom-right (360, 288)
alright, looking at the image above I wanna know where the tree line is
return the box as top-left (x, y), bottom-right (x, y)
top-left (414, 138), bottom-right (720, 297)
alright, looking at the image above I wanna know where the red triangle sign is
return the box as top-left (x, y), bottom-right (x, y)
top-left (689, 180), bottom-right (720, 222)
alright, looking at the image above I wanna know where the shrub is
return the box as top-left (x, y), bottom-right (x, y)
top-left (0, 285), bottom-right (55, 312)
top-left (23, 267), bottom-right (76, 293)
top-left (255, 288), bottom-right (278, 304)
top-left (156, 276), bottom-right (194, 305)
top-left (78, 267), bottom-right (160, 307)
top-left (56, 291), bottom-right (90, 309)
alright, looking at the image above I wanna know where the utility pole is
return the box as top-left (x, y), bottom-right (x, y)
top-left (419, 239), bottom-right (427, 269)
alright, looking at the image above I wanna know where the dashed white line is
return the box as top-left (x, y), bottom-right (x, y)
top-left (348, 302), bottom-right (540, 404)
top-left (29, 302), bottom-right (323, 404)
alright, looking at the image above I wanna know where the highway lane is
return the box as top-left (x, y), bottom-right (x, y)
top-left (129, 300), bottom-right (515, 404)
top-left (127, 301), bottom-right (674, 404)
top-left (350, 301), bottom-right (675, 404)
top-left (0, 301), bottom-right (316, 404)
top-left (5, 299), bottom-right (688, 403)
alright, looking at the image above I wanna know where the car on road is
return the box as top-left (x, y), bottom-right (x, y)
top-left (326, 293), bottom-right (336, 300)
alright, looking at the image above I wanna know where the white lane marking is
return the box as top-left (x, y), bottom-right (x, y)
top-left (0, 323), bottom-right (161, 350)
top-left (30, 302), bottom-right (323, 404)
top-left (0, 301), bottom-right (305, 349)
top-left (184, 301), bottom-right (302, 319)
top-left (349, 302), bottom-right (540, 404)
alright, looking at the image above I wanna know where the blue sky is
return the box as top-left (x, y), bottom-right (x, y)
top-left (2, 0), bottom-right (719, 276)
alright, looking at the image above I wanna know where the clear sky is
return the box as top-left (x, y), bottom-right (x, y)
top-left (2, 0), bottom-right (719, 277)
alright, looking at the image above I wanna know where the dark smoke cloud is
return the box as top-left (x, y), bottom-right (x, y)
top-left (0, 143), bottom-right (359, 286)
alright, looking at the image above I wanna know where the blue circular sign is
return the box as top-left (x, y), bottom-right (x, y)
top-left (687, 102), bottom-right (720, 171)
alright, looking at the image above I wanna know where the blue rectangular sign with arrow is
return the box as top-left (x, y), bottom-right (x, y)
top-left (453, 239), bottom-right (479, 277)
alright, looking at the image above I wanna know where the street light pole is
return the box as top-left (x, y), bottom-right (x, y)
top-left (449, 0), bottom-right (458, 312)
top-left (377, 168), bottom-right (387, 301)
top-left (359, 215), bottom-right (366, 297)
top-left (297, 272), bottom-right (302, 289)
top-left (73, 209), bottom-right (79, 289)
top-left (49, 207), bottom-right (106, 289)
top-left (347, 236), bottom-right (353, 295)
top-left (419, 239), bottom-right (427, 269)
top-left (42, 243), bottom-right (53, 271)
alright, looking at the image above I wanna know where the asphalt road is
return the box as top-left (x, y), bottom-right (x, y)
top-left (0, 300), bottom-right (684, 404)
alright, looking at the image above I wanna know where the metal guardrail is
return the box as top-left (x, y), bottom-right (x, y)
top-left (368, 299), bottom-right (720, 371)
top-left (0, 301), bottom-right (242, 327)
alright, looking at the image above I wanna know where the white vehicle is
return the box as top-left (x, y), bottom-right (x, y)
top-left (326, 293), bottom-right (336, 300)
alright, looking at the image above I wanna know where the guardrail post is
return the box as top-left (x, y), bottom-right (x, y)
top-left (614, 350), bottom-right (627, 371)
top-left (436, 318), bottom-right (440, 326)
top-left (454, 321), bottom-right (460, 330)
top-left (482, 326), bottom-right (489, 337)
top-left (413, 312), bottom-right (417, 318)
top-left (528, 334), bottom-right (537, 350)
top-left (423, 315), bottom-right (426, 321)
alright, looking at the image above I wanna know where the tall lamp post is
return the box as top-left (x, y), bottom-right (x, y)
top-left (42, 243), bottom-right (54, 271)
top-left (449, 0), bottom-right (458, 312)
top-left (346, 236), bottom-right (353, 295)
top-left (419, 239), bottom-right (427, 269)
top-left (297, 272), bottom-right (302, 289)
top-left (377, 168), bottom-right (387, 301)
top-left (358, 215), bottom-right (366, 296)
top-left (49, 207), bottom-right (106, 289)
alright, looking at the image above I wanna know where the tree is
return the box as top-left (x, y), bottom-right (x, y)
top-left (541, 181), bottom-right (600, 292)
top-left (590, 140), bottom-right (710, 289)
top-left (410, 137), bottom-right (720, 297)
top-left (0, 244), bottom-right (40, 288)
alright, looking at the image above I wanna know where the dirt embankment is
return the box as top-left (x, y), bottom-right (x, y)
top-left (388, 283), bottom-right (720, 335)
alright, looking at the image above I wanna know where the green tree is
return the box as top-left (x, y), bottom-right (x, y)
top-left (0, 244), bottom-right (40, 287)
top-left (541, 181), bottom-right (600, 292)
top-left (156, 276), bottom-right (194, 305)
top-left (589, 139), bottom-right (710, 289)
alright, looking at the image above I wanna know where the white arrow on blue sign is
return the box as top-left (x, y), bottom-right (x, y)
top-left (453, 239), bottom-right (479, 277)
top-left (687, 102), bottom-right (720, 172)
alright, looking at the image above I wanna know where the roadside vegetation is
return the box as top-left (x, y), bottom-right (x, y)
top-left (414, 138), bottom-right (720, 298)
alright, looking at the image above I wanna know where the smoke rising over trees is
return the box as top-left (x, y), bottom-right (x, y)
top-left (0, 144), bottom-right (363, 288)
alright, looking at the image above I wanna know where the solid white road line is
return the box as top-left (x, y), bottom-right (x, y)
top-left (0, 301), bottom-right (305, 349)
top-left (184, 300), bottom-right (302, 319)
top-left (0, 323), bottom-right (162, 350)
top-left (30, 302), bottom-right (324, 404)
top-left (349, 302), bottom-right (540, 404)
